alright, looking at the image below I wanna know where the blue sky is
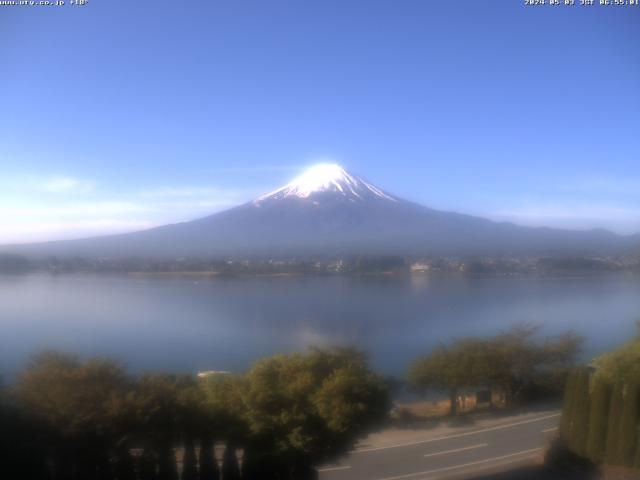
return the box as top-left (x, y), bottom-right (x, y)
top-left (1, 0), bottom-right (639, 243)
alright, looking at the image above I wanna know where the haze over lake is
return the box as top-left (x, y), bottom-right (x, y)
top-left (1, 273), bottom-right (638, 381)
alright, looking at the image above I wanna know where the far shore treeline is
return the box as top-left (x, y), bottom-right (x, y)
top-left (1, 252), bottom-right (638, 276)
top-left (0, 326), bottom-right (584, 480)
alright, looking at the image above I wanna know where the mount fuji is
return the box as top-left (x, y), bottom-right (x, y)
top-left (3, 164), bottom-right (636, 258)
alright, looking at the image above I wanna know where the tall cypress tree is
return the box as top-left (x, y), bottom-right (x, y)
top-left (137, 449), bottom-right (157, 480)
top-left (605, 381), bottom-right (625, 466)
top-left (198, 435), bottom-right (219, 480)
top-left (157, 443), bottom-right (179, 480)
top-left (569, 368), bottom-right (590, 457)
top-left (617, 383), bottom-right (639, 467)
top-left (113, 447), bottom-right (136, 480)
top-left (586, 379), bottom-right (612, 464)
top-left (239, 447), bottom-right (260, 480)
top-left (560, 370), bottom-right (578, 443)
top-left (221, 444), bottom-right (240, 480)
top-left (635, 433), bottom-right (640, 470)
top-left (182, 437), bottom-right (199, 480)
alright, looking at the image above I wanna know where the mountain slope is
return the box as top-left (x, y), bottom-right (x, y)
top-left (2, 164), bottom-right (637, 258)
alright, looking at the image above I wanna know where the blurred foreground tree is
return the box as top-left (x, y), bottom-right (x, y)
top-left (4, 347), bottom-right (390, 480)
top-left (15, 352), bottom-right (133, 480)
top-left (586, 378), bottom-right (612, 464)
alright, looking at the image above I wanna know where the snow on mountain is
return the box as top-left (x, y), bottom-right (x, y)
top-left (254, 164), bottom-right (397, 204)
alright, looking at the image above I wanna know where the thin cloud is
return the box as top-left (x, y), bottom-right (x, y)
top-left (0, 219), bottom-right (156, 244)
top-left (0, 184), bottom-right (253, 243)
top-left (0, 202), bottom-right (151, 218)
top-left (205, 165), bottom-right (303, 174)
top-left (42, 176), bottom-right (94, 194)
top-left (559, 176), bottom-right (640, 196)
top-left (490, 203), bottom-right (640, 234)
top-left (137, 186), bottom-right (253, 200)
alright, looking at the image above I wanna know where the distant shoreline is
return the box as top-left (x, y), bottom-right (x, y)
top-left (0, 269), bottom-right (633, 282)
top-left (126, 271), bottom-right (302, 279)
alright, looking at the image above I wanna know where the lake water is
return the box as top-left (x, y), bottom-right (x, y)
top-left (1, 273), bottom-right (639, 381)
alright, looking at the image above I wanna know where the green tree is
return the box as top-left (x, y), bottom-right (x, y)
top-left (617, 383), bottom-right (639, 467)
top-left (132, 374), bottom-right (193, 480)
top-left (560, 370), bottom-right (577, 443)
top-left (182, 437), bottom-right (198, 480)
top-left (221, 443), bottom-right (240, 480)
top-left (15, 351), bottom-right (133, 479)
top-left (198, 434), bottom-right (219, 480)
top-left (410, 326), bottom-right (582, 415)
top-left (408, 339), bottom-right (492, 416)
top-left (568, 368), bottom-right (590, 457)
top-left (0, 393), bottom-right (48, 480)
top-left (487, 326), bottom-right (582, 405)
top-left (241, 347), bottom-right (390, 477)
top-left (593, 338), bottom-right (640, 384)
top-left (605, 381), bottom-right (625, 466)
top-left (199, 374), bottom-right (247, 442)
top-left (586, 378), bottom-right (612, 463)
top-left (136, 450), bottom-right (157, 480)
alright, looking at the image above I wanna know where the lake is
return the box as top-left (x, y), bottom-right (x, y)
top-left (1, 273), bottom-right (638, 381)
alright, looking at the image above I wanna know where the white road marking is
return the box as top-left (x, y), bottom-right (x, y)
top-left (376, 448), bottom-right (543, 480)
top-left (355, 412), bottom-right (560, 453)
top-left (317, 465), bottom-right (352, 472)
top-left (420, 453), bottom-right (541, 480)
top-left (423, 443), bottom-right (488, 458)
top-left (542, 427), bottom-right (558, 433)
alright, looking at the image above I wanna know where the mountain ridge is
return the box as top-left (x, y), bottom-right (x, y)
top-left (2, 164), bottom-right (638, 259)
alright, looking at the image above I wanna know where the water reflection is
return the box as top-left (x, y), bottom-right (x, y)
top-left (0, 273), bottom-right (638, 380)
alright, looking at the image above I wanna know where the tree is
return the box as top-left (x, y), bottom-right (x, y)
top-left (593, 338), bottom-right (640, 384)
top-left (586, 378), bottom-right (612, 464)
top-left (487, 326), bottom-right (582, 405)
top-left (198, 434), bottom-right (219, 480)
top-left (15, 351), bottom-right (132, 479)
top-left (136, 450), bottom-right (157, 480)
top-left (181, 437), bottom-right (198, 480)
top-left (6, 347), bottom-right (389, 479)
top-left (408, 339), bottom-right (492, 416)
top-left (130, 374), bottom-right (206, 480)
top-left (617, 383), bottom-right (639, 467)
top-left (605, 381), bottom-right (625, 465)
top-left (568, 368), bottom-right (590, 457)
top-left (590, 339), bottom-right (640, 467)
top-left (221, 444), bottom-right (240, 480)
top-left (199, 374), bottom-right (247, 442)
top-left (560, 370), bottom-right (577, 443)
top-left (635, 431), bottom-right (640, 470)
top-left (0, 392), bottom-right (48, 480)
top-left (241, 347), bottom-right (390, 477)
top-left (409, 326), bottom-right (583, 415)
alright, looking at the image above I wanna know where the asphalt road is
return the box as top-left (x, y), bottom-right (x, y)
top-left (318, 411), bottom-right (560, 480)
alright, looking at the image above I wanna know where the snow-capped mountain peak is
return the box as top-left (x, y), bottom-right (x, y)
top-left (254, 163), bottom-right (397, 204)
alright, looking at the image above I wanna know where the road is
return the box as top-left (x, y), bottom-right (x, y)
top-left (318, 411), bottom-right (560, 480)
